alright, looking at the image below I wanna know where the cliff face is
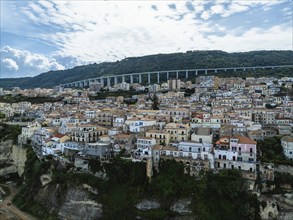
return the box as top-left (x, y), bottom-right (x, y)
top-left (58, 188), bottom-right (102, 220)
top-left (11, 145), bottom-right (27, 176)
top-left (13, 154), bottom-right (262, 220)
top-left (34, 183), bottom-right (103, 220)
top-left (0, 140), bottom-right (27, 177)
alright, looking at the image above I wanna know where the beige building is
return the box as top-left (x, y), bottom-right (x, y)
top-left (168, 78), bottom-right (181, 90)
top-left (146, 130), bottom-right (170, 145)
top-left (165, 123), bottom-right (191, 142)
top-left (163, 108), bottom-right (189, 119)
top-left (71, 124), bottom-right (108, 143)
top-left (96, 110), bottom-right (113, 127)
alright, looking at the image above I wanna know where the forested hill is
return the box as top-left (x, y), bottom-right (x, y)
top-left (1, 50), bottom-right (292, 89)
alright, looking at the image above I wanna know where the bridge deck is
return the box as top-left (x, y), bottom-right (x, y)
top-left (60, 64), bottom-right (293, 87)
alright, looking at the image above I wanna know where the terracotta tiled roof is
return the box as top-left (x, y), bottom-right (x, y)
top-left (236, 135), bottom-right (257, 144)
top-left (54, 134), bottom-right (65, 138)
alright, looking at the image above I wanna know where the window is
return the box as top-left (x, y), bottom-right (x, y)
top-left (223, 155), bottom-right (226, 160)
top-left (219, 155), bottom-right (222, 159)
top-left (199, 138), bottom-right (202, 143)
top-left (238, 166), bottom-right (241, 170)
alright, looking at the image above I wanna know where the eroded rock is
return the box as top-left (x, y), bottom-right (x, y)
top-left (135, 199), bottom-right (160, 211)
top-left (58, 188), bottom-right (102, 220)
top-left (170, 199), bottom-right (192, 214)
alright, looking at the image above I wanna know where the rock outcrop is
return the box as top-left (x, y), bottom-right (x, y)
top-left (170, 199), bottom-right (192, 214)
top-left (0, 140), bottom-right (27, 177)
top-left (11, 145), bottom-right (27, 176)
top-left (135, 199), bottom-right (161, 211)
top-left (58, 188), bottom-right (102, 220)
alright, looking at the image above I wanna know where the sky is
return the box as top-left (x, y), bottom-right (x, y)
top-left (0, 0), bottom-right (292, 78)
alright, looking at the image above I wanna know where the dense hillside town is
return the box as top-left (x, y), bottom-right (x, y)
top-left (1, 74), bottom-right (293, 219)
top-left (1, 75), bottom-right (293, 170)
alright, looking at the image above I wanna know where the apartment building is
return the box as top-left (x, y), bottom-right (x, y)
top-left (214, 136), bottom-right (257, 173)
top-left (146, 129), bottom-right (170, 145)
top-left (71, 124), bottom-right (108, 143)
top-left (165, 123), bottom-right (191, 142)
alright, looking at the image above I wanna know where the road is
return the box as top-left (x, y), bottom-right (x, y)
top-left (0, 184), bottom-right (37, 220)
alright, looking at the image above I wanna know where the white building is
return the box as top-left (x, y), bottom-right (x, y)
top-left (281, 136), bottom-right (293, 161)
top-left (135, 137), bottom-right (156, 159)
top-left (214, 136), bottom-right (257, 173)
top-left (191, 127), bottom-right (213, 144)
top-left (129, 120), bottom-right (156, 133)
top-left (116, 82), bottom-right (130, 91)
top-left (18, 121), bottom-right (42, 144)
top-left (177, 141), bottom-right (214, 162)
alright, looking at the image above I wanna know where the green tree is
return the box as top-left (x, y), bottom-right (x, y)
top-left (152, 93), bottom-right (160, 110)
top-left (0, 112), bottom-right (5, 119)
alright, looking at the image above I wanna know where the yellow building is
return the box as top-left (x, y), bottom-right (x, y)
top-left (165, 123), bottom-right (191, 142)
top-left (146, 130), bottom-right (170, 145)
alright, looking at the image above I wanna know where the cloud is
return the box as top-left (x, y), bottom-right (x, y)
top-left (1, 0), bottom-right (292, 73)
top-left (210, 4), bottom-right (225, 15)
top-left (207, 25), bottom-right (292, 51)
top-left (201, 11), bottom-right (211, 20)
top-left (1, 46), bottom-right (65, 78)
top-left (2, 58), bottom-right (19, 71)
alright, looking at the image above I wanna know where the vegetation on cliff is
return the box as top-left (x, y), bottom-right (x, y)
top-left (1, 50), bottom-right (292, 89)
top-left (0, 94), bottom-right (63, 104)
top-left (0, 123), bottom-right (21, 144)
top-left (12, 150), bottom-right (261, 220)
top-left (12, 147), bottom-right (56, 219)
top-left (258, 137), bottom-right (293, 166)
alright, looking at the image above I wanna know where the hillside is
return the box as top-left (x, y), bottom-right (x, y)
top-left (1, 50), bottom-right (292, 89)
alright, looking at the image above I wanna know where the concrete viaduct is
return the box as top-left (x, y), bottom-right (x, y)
top-left (59, 65), bottom-right (293, 88)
